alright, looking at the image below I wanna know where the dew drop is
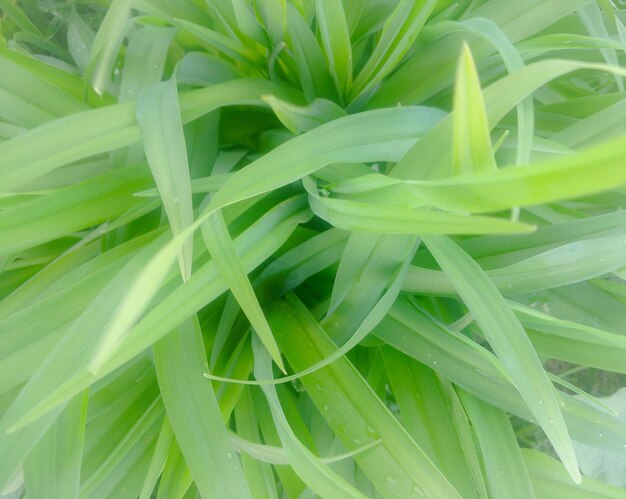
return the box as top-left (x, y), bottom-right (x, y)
top-left (226, 452), bottom-right (233, 459)
top-left (314, 383), bottom-right (323, 391)
top-left (599, 433), bottom-right (603, 437)
top-left (353, 437), bottom-right (362, 445)
top-left (384, 475), bottom-right (396, 486)
top-left (173, 196), bottom-right (180, 204)
top-left (413, 485), bottom-right (425, 497)
top-left (365, 425), bottom-right (378, 438)
top-left (323, 405), bottom-right (329, 412)
top-left (538, 400), bottom-right (543, 405)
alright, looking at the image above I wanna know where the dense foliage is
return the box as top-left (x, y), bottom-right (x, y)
top-left (1, 0), bottom-right (626, 497)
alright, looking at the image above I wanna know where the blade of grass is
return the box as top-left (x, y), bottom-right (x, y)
top-left (0, 164), bottom-right (151, 256)
top-left (66, 9), bottom-right (94, 74)
top-left (403, 231), bottom-right (626, 296)
top-left (201, 207), bottom-right (285, 371)
top-left (262, 95), bottom-right (346, 134)
top-left (374, 299), bottom-right (626, 456)
top-left (267, 293), bottom-right (462, 498)
top-left (305, 177), bottom-right (534, 235)
top-left (383, 348), bottom-right (484, 499)
top-left (422, 235), bottom-right (580, 483)
top-left (85, 0), bottom-right (133, 95)
top-left (315, 0), bottom-right (352, 98)
top-left (336, 130), bottom-right (626, 214)
top-left (139, 416), bottom-right (174, 499)
top-left (1, 196), bottom-right (309, 432)
top-left (155, 439), bottom-right (193, 499)
top-left (523, 449), bottom-right (626, 499)
top-left (154, 317), bottom-right (252, 498)
top-left (0, 78), bottom-right (301, 191)
top-left (458, 389), bottom-right (535, 499)
top-left (23, 390), bottom-right (88, 499)
top-left (371, 0), bottom-right (593, 107)
top-left (452, 43), bottom-right (496, 175)
top-left (349, 0), bottom-right (438, 104)
top-left (253, 336), bottom-right (368, 499)
top-left (234, 388), bottom-right (279, 498)
top-left (136, 78), bottom-right (194, 281)
top-left (256, 0), bottom-right (287, 47)
top-left (391, 59), bottom-right (626, 180)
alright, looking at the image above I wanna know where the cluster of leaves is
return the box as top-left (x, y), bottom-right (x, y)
top-left (1, 0), bottom-right (626, 497)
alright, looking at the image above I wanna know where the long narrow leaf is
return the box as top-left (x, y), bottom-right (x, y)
top-left (422, 235), bottom-right (580, 483)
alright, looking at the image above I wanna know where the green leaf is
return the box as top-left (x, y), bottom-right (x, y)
top-left (0, 165), bottom-right (151, 256)
top-left (234, 388), bottom-right (279, 498)
top-left (349, 0), bottom-right (438, 104)
top-left (459, 389), bottom-right (535, 499)
top-left (452, 43), bottom-right (496, 175)
top-left (154, 318), bottom-right (252, 498)
top-left (305, 177), bottom-right (534, 235)
top-left (383, 349), bottom-right (485, 499)
top-left (267, 293), bottom-right (462, 498)
top-left (207, 106), bottom-right (445, 214)
top-left (372, 0), bottom-right (593, 107)
top-left (136, 78), bottom-right (194, 280)
top-left (0, 0), bottom-right (42, 35)
top-left (285, 3), bottom-right (336, 101)
top-left (422, 235), bottom-right (580, 483)
top-left (174, 18), bottom-right (265, 66)
top-left (256, 0), bottom-right (287, 47)
top-left (523, 449), bottom-right (626, 499)
top-left (334, 129), bottom-right (626, 214)
top-left (374, 299), bottom-right (626, 457)
top-left (67, 10), bottom-right (94, 73)
top-left (403, 230), bottom-right (626, 296)
top-left (252, 335), bottom-right (370, 499)
top-left (201, 207), bottom-right (285, 371)
top-left (139, 417), bottom-right (174, 499)
top-left (262, 95), bottom-right (346, 134)
top-left (155, 439), bottom-right (193, 499)
top-left (0, 78), bottom-right (301, 192)
top-left (391, 59), bottom-right (626, 181)
top-left (315, 0), bottom-right (352, 97)
top-left (85, 0), bottom-right (133, 95)
top-left (23, 391), bottom-right (88, 499)
top-left (1, 196), bottom-right (308, 432)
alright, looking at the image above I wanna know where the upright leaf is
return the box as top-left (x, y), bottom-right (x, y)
top-left (315, 0), bottom-right (353, 97)
top-left (349, 0), bottom-right (438, 104)
top-left (153, 318), bottom-right (252, 499)
top-left (85, 0), bottom-right (133, 95)
top-left (452, 44), bottom-right (496, 175)
top-left (459, 389), bottom-right (535, 499)
top-left (136, 78), bottom-right (194, 281)
top-left (23, 391), bottom-right (88, 499)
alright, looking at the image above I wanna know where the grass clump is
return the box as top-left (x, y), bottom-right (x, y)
top-left (1, 0), bottom-right (626, 497)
